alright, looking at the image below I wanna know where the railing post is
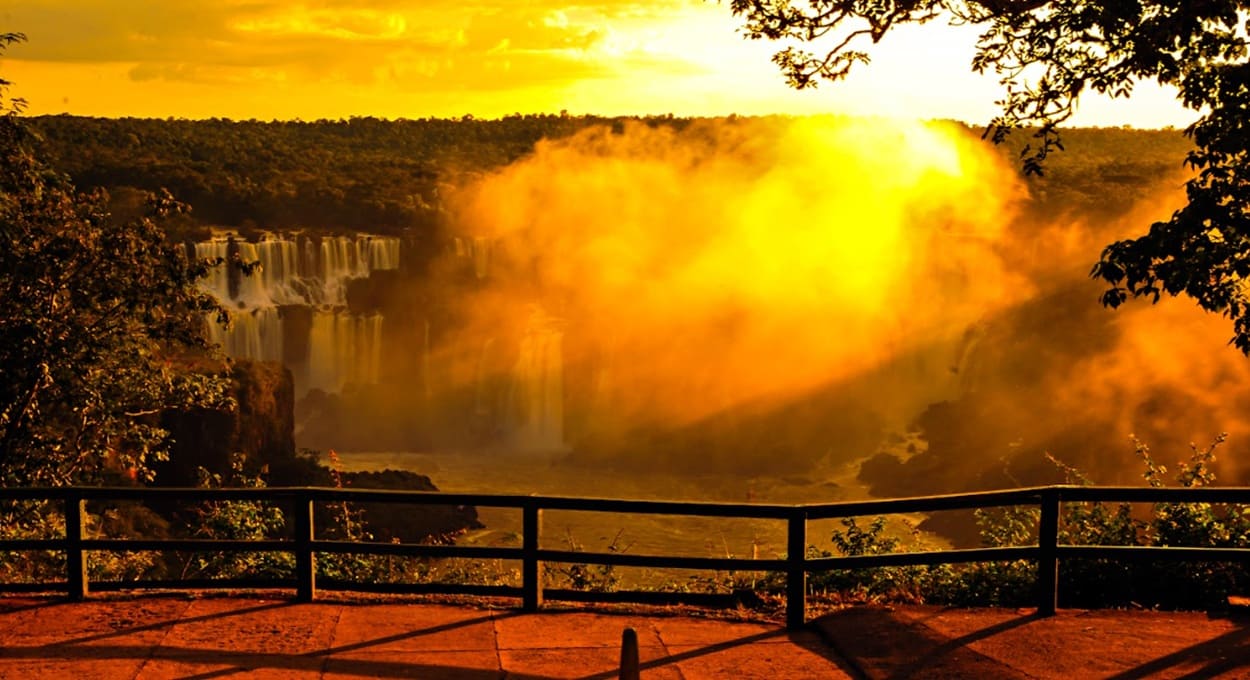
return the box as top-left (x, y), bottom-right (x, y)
top-left (619, 627), bottom-right (640, 680)
top-left (522, 500), bottom-right (543, 612)
top-left (294, 492), bottom-right (316, 602)
top-left (65, 490), bottom-right (87, 601)
top-left (786, 508), bottom-right (807, 629)
top-left (1037, 488), bottom-right (1060, 616)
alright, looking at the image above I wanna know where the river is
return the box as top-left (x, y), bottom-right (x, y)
top-left (334, 450), bottom-right (925, 587)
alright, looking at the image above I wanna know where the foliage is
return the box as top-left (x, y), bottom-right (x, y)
top-left (668, 533), bottom-right (781, 598)
top-left (731, 0), bottom-right (1250, 351)
top-left (0, 35), bottom-right (231, 487)
top-left (175, 455), bottom-right (294, 580)
top-left (802, 435), bottom-right (1250, 609)
top-left (0, 499), bottom-right (63, 583)
top-left (313, 450), bottom-right (396, 583)
top-left (806, 517), bottom-right (925, 603)
top-left (26, 113), bottom-right (617, 242)
top-left (544, 528), bottom-right (627, 592)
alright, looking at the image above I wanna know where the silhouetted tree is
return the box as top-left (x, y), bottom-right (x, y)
top-left (0, 34), bottom-right (230, 485)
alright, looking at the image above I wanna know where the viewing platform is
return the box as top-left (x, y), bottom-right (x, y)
top-left (2, 595), bottom-right (1248, 678)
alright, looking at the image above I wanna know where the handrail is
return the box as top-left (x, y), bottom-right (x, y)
top-left (4, 484), bottom-right (1250, 628)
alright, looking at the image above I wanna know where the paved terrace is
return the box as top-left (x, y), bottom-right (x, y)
top-left (3, 596), bottom-right (1250, 678)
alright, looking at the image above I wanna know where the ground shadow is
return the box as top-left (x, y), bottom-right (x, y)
top-left (813, 607), bottom-right (1036, 679)
top-left (1, 607), bottom-right (550, 680)
top-left (1104, 622), bottom-right (1250, 679)
top-left (579, 627), bottom-right (853, 680)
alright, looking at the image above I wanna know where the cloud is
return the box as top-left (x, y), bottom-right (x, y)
top-left (6, 1), bottom-right (707, 92)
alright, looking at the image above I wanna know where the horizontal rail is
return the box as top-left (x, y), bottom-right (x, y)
top-left (803, 487), bottom-right (1050, 519)
top-left (1058, 545), bottom-right (1250, 562)
top-left (806, 546), bottom-right (1039, 571)
top-left (10, 484), bottom-right (1250, 512)
top-left (0, 539), bottom-right (62, 551)
top-left (7, 484), bottom-right (1250, 628)
top-left (537, 549), bottom-right (789, 572)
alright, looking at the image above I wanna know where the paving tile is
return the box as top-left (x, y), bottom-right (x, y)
top-left (136, 652), bottom-right (324, 679)
top-left (0, 598), bottom-right (56, 614)
top-left (160, 599), bottom-right (339, 655)
top-left (493, 612), bottom-right (663, 649)
top-left (500, 647), bottom-right (681, 680)
top-left (0, 598), bottom-right (190, 645)
top-left (0, 657), bottom-right (148, 680)
top-left (328, 603), bottom-right (499, 652)
top-left (651, 617), bottom-right (788, 646)
top-left (325, 650), bottom-right (504, 679)
top-left (662, 642), bottom-right (853, 679)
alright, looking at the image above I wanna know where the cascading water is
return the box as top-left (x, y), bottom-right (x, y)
top-left (508, 310), bottom-right (566, 452)
top-left (193, 233), bottom-right (399, 394)
top-left (305, 310), bottom-right (384, 393)
top-left (454, 236), bottom-right (493, 280)
top-left (204, 306), bottom-right (284, 363)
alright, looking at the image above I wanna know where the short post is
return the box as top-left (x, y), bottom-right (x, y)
top-left (786, 508), bottom-right (807, 629)
top-left (294, 494), bottom-right (316, 602)
top-left (522, 502), bottom-right (544, 611)
top-left (619, 627), bottom-right (640, 680)
top-left (65, 491), bottom-right (87, 601)
top-left (1037, 488), bottom-right (1060, 616)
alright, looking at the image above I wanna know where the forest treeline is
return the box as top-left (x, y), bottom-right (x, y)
top-left (28, 114), bottom-right (1191, 238)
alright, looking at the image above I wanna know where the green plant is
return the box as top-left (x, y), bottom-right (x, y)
top-left (806, 517), bottom-right (931, 604)
top-left (545, 528), bottom-right (627, 592)
top-left (175, 454), bottom-right (293, 580)
top-left (0, 500), bottom-right (64, 583)
top-left (681, 533), bottom-right (783, 597)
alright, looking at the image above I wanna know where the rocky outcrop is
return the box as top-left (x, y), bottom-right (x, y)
top-left (156, 359), bottom-right (296, 486)
top-left (157, 359), bottom-right (479, 542)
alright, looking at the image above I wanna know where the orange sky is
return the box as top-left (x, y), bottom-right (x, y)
top-left (3, 1), bottom-right (1193, 126)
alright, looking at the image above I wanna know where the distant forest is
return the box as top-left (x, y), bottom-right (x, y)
top-left (28, 114), bottom-right (1192, 238)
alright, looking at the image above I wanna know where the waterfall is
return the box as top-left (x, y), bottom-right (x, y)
top-left (306, 310), bottom-right (384, 393)
top-left (194, 240), bottom-right (231, 302)
top-left (368, 237), bottom-right (400, 271)
top-left (453, 236), bottom-right (493, 279)
top-left (508, 311), bottom-right (565, 452)
top-left (193, 233), bottom-right (397, 394)
top-left (205, 307), bottom-right (284, 363)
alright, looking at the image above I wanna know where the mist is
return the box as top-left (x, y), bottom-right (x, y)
top-left (292, 115), bottom-right (1250, 492)
top-left (438, 117), bottom-right (1031, 461)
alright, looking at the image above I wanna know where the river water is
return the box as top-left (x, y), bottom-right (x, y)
top-left (334, 450), bottom-right (923, 586)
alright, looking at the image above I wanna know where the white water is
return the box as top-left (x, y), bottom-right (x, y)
top-left (305, 310), bottom-right (384, 393)
top-left (193, 233), bottom-right (399, 393)
top-left (508, 311), bottom-right (565, 452)
top-left (453, 236), bottom-right (493, 280)
top-left (204, 306), bottom-right (284, 363)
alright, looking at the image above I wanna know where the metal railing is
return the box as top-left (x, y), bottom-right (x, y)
top-left (3, 485), bottom-right (1250, 628)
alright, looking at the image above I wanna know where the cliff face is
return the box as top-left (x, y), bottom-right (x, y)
top-left (156, 359), bottom-right (295, 486)
top-left (156, 359), bottom-right (480, 542)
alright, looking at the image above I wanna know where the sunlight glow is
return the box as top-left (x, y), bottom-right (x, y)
top-left (3, 1), bottom-right (1194, 125)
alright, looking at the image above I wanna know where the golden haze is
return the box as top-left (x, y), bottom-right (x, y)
top-left (449, 116), bottom-right (1029, 432)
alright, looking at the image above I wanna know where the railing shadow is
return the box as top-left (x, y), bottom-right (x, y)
top-left (1, 607), bottom-right (552, 680)
top-left (0, 596), bottom-right (66, 616)
top-left (51, 599), bottom-right (291, 645)
top-left (1103, 622), bottom-right (1250, 680)
top-left (579, 627), bottom-right (855, 680)
top-left (813, 606), bottom-right (1037, 680)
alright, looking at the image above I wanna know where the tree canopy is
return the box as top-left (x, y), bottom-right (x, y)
top-left (732, 0), bottom-right (1250, 350)
top-left (0, 34), bottom-right (230, 486)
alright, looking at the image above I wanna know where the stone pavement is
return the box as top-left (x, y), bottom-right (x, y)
top-left (0, 596), bottom-right (853, 679)
top-left (814, 605), bottom-right (1250, 679)
top-left (6, 596), bottom-right (1250, 678)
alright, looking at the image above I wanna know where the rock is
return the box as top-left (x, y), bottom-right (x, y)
top-left (156, 359), bottom-right (295, 486)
